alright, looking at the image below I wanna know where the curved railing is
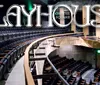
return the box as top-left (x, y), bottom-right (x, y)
top-left (24, 32), bottom-right (84, 85)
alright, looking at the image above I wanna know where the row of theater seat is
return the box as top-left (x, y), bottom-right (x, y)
top-left (41, 55), bottom-right (93, 85)
top-left (0, 28), bottom-right (70, 49)
top-left (48, 56), bottom-right (92, 75)
top-left (0, 28), bottom-right (70, 42)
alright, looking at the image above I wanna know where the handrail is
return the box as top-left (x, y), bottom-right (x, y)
top-left (47, 57), bottom-right (69, 85)
top-left (24, 32), bottom-right (83, 85)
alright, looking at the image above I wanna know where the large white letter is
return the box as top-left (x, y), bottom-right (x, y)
top-left (36, 5), bottom-right (53, 27)
top-left (73, 4), bottom-right (90, 27)
top-left (91, 4), bottom-right (100, 28)
top-left (21, 4), bottom-right (36, 27)
top-left (48, 5), bottom-right (53, 27)
top-left (53, 4), bottom-right (73, 28)
top-left (36, 5), bottom-right (41, 27)
top-left (0, 5), bottom-right (8, 27)
top-left (6, 5), bottom-right (21, 27)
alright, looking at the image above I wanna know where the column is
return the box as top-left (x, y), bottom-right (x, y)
top-left (60, 8), bottom-right (65, 25)
top-left (82, 6), bottom-right (89, 36)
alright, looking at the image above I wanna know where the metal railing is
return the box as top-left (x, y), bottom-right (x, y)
top-left (47, 57), bottom-right (69, 85)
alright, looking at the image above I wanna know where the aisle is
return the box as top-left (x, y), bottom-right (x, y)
top-left (5, 57), bottom-right (25, 85)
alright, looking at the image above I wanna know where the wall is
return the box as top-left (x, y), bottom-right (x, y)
top-left (83, 39), bottom-right (100, 68)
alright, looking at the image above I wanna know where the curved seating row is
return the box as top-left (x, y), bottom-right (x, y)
top-left (0, 28), bottom-right (70, 42)
top-left (44, 55), bottom-right (93, 85)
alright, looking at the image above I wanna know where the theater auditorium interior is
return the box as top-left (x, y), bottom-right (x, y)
top-left (1, 0), bottom-right (100, 85)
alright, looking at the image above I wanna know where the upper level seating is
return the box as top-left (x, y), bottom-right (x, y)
top-left (0, 27), bottom-right (72, 43)
top-left (0, 27), bottom-right (71, 82)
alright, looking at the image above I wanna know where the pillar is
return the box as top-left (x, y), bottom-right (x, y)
top-left (82, 6), bottom-right (89, 36)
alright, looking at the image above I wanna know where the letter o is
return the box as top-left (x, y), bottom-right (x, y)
top-left (53, 4), bottom-right (73, 27)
